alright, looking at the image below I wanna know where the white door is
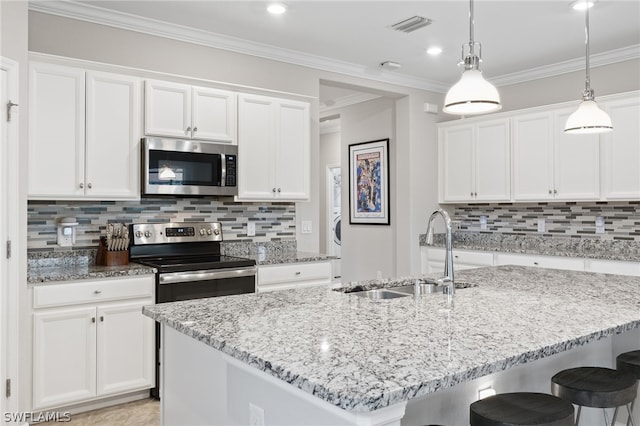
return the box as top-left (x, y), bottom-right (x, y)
top-left (33, 307), bottom-right (97, 409)
top-left (192, 86), bottom-right (236, 143)
top-left (237, 94), bottom-right (275, 200)
top-left (512, 112), bottom-right (555, 201)
top-left (275, 99), bottom-right (310, 200)
top-left (554, 108), bottom-right (600, 200)
top-left (86, 71), bottom-right (140, 199)
top-left (96, 302), bottom-right (154, 396)
top-left (474, 119), bottom-right (510, 201)
top-left (28, 62), bottom-right (85, 198)
top-left (144, 79), bottom-right (191, 138)
top-left (1, 57), bottom-right (19, 424)
top-left (439, 125), bottom-right (474, 202)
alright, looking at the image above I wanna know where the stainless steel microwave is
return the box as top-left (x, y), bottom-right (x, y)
top-left (142, 138), bottom-right (238, 197)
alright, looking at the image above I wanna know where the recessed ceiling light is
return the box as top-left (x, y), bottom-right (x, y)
top-left (426, 46), bottom-right (443, 56)
top-left (571, 0), bottom-right (595, 11)
top-left (267, 3), bottom-right (287, 15)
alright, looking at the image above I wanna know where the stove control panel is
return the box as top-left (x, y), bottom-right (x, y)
top-left (131, 222), bottom-right (223, 245)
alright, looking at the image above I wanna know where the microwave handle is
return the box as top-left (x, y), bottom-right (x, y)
top-left (220, 154), bottom-right (227, 187)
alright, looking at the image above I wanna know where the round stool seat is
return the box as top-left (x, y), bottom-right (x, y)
top-left (617, 350), bottom-right (640, 379)
top-left (551, 367), bottom-right (638, 408)
top-left (470, 392), bottom-right (574, 426)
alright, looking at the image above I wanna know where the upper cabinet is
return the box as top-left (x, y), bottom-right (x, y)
top-left (600, 96), bottom-right (640, 200)
top-left (236, 94), bottom-right (310, 201)
top-left (512, 109), bottom-right (600, 201)
top-left (438, 91), bottom-right (638, 204)
top-left (144, 79), bottom-right (236, 143)
top-left (29, 62), bottom-right (141, 200)
top-left (439, 118), bottom-right (510, 203)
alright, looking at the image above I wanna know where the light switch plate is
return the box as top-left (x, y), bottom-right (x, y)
top-left (301, 220), bottom-right (312, 234)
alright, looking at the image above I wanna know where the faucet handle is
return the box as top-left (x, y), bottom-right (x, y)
top-left (437, 277), bottom-right (454, 295)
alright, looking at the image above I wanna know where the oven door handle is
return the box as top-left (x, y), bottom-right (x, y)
top-left (158, 266), bottom-right (257, 285)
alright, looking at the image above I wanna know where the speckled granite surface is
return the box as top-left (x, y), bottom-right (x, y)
top-left (27, 249), bottom-right (156, 284)
top-left (142, 265), bottom-right (640, 412)
top-left (420, 232), bottom-right (640, 262)
top-left (248, 251), bottom-right (335, 265)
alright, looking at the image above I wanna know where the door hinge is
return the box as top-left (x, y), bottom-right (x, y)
top-left (6, 240), bottom-right (10, 259)
top-left (5, 379), bottom-right (10, 398)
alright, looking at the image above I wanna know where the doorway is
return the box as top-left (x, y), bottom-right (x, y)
top-left (326, 165), bottom-right (341, 280)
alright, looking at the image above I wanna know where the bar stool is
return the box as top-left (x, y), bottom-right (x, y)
top-left (470, 392), bottom-right (574, 426)
top-left (617, 350), bottom-right (640, 426)
top-left (551, 366), bottom-right (638, 426)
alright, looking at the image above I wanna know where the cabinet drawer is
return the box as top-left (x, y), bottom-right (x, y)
top-left (494, 253), bottom-right (584, 271)
top-left (258, 262), bottom-right (331, 285)
top-left (427, 248), bottom-right (494, 266)
top-left (33, 276), bottom-right (154, 309)
top-left (585, 259), bottom-right (640, 277)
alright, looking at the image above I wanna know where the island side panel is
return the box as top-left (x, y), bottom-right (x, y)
top-left (161, 325), bottom-right (407, 426)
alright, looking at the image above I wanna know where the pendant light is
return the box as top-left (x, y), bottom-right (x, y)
top-left (564, 1), bottom-right (612, 134)
top-left (443, 0), bottom-right (501, 115)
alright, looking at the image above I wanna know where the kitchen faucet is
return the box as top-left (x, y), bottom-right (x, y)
top-left (425, 209), bottom-right (455, 296)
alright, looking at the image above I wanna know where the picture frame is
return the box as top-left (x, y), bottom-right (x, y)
top-left (348, 138), bottom-right (390, 225)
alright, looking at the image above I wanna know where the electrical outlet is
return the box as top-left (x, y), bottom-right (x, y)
top-left (595, 216), bottom-right (605, 234)
top-left (479, 215), bottom-right (487, 231)
top-left (247, 222), bottom-right (256, 237)
top-left (249, 403), bottom-right (264, 426)
top-left (537, 219), bottom-right (546, 233)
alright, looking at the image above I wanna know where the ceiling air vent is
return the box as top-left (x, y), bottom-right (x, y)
top-left (390, 16), bottom-right (432, 33)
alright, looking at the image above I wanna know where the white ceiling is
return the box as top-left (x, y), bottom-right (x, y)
top-left (31, 0), bottom-right (640, 106)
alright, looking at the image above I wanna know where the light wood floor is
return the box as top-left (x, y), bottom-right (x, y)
top-left (38, 398), bottom-right (160, 426)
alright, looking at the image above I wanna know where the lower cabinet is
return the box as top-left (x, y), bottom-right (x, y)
top-left (422, 247), bottom-right (494, 275)
top-left (494, 252), bottom-right (585, 272)
top-left (257, 261), bottom-right (332, 292)
top-left (31, 276), bottom-right (155, 410)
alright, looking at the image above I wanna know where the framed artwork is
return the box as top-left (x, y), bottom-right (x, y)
top-left (348, 138), bottom-right (390, 225)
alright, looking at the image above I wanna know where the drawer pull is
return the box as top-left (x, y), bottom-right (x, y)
top-left (533, 262), bottom-right (539, 266)
top-left (100, 316), bottom-right (104, 322)
top-left (295, 271), bottom-right (301, 275)
top-left (94, 290), bottom-right (102, 294)
top-left (91, 317), bottom-right (96, 323)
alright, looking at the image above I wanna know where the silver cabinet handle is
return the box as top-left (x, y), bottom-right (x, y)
top-left (295, 271), bottom-right (301, 276)
top-left (100, 316), bottom-right (104, 322)
top-left (533, 262), bottom-right (539, 266)
top-left (87, 183), bottom-right (92, 189)
top-left (277, 188), bottom-right (281, 193)
top-left (185, 126), bottom-right (191, 135)
top-left (94, 290), bottom-right (102, 294)
top-left (470, 192), bottom-right (473, 197)
top-left (272, 188), bottom-right (276, 193)
top-left (79, 182), bottom-right (84, 189)
top-left (554, 189), bottom-right (558, 195)
top-left (159, 266), bottom-right (257, 285)
top-left (549, 190), bottom-right (552, 195)
top-left (474, 192), bottom-right (477, 197)
top-left (193, 126), bottom-right (198, 133)
top-left (91, 317), bottom-right (96, 323)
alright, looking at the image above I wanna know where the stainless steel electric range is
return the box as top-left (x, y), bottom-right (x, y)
top-left (129, 221), bottom-right (256, 398)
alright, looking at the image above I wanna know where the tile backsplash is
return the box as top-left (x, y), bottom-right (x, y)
top-left (453, 201), bottom-right (639, 241)
top-left (28, 198), bottom-right (296, 251)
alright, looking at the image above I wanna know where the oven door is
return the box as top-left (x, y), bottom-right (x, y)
top-left (156, 266), bottom-right (256, 302)
top-left (143, 138), bottom-right (238, 197)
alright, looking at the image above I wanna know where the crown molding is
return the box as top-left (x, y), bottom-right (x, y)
top-left (29, 1), bottom-right (640, 93)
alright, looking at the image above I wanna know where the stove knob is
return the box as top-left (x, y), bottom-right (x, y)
top-left (144, 230), bottom-right (152, 238)
top-left (207, 228), bottom-right (212, 235)
top-left (199, 228), bottom-right (206, 236)
top-left (135, 231), bottom-right (143, 238)
top-left (213, 229), bottom-right (221, 236)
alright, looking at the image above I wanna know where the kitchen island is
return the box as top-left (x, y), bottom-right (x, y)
top-left (143, 266), bottom-right (640, 425)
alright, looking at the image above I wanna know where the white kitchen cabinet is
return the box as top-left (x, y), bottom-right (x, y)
top-left (494, 252), bottom-right (585, 272)
top-left (584, 259), bottom-right (640, 277)
top-left (257, 261), bottom-right (331, 292)
top-left (439, 118), bottom-right (510, 203)
top-left (422, 247), bottom-right (494, 275)
top-left (144, 79), bottom-right (236, 143)
top-left (28, 62), bottom-right (141, 200)
top-left (237, 93), bottom-right (310, 201)
top-left (31, 276), bottom-right (155, 410)
top-left (600, 95), bottom-right (640, 200)
top-left (512, 108), bottom-right (600, 201)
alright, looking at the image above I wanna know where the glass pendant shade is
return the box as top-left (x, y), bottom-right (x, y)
top-left (564, 100), bottom-right (613, 134)
top-left (443, 69), bottom-right (502, 115)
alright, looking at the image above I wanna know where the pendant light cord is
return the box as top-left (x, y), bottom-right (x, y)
top-left (583, 1), bottom-right (594, 100)
top-left (469, 0), bottom-right (475, 56)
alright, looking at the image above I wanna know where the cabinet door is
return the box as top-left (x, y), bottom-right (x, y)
top-left (33, 307), bottom-right (96, 409)
top-left (601, 97), bottom-right (640, 200)
top-left (28, 62), bottom-right (85, 198)
top-left (192, 86), bottom-right (237, 143)
top-left (512, 112), bottom-right (555, 201)
top-left (86, 71), bottom-right (141, 199)
top-left (275, 99), bottom-right (310, 200)
top-left (96, 301), bottom-right (155, 396)
top-left (237, 94), bottom-right (276, 200)
top-left (475, 119), bottom-right (510, 201)
top-left (554, 108), bottom-right (600, 200)
top-left (439, 125), bottom-right (474, 202)
top-left (144, 80), bottom-right (191, 138)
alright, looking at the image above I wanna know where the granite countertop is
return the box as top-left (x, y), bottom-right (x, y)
top-left (247, 250), bottom-right (336, 266)
top-left (27, 249), bottom-right (156, 284)
top-left (142, 265), bottom-right (640, 412)
top-left (420, 232), bottom-right (640, 262)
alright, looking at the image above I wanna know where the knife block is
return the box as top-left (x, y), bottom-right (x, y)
top-left (96, 236), bottom-right (129, 266)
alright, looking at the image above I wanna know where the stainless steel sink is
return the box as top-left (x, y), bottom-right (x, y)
top-left (352, 289), bottom-right (410, 300)
top-left (392, 283), bottom-right (446, 295)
